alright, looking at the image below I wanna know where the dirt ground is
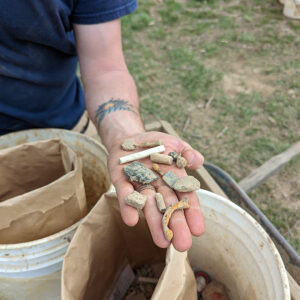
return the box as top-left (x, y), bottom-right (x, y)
top-left (122, 0), bottom-right (300, 252)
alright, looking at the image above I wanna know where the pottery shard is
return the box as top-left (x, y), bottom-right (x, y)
top-left (125, 191), bottom-right (147, 210)
top-left (123, 161), bottom-right (158, 184)
top-left (162, 171), bottom-right (179, 188)
top-left (121, 139), bottom-right (137, 151)
top-left (176, 155), bottom-right (187, 168)
top-left (173, 176), bottom-right (200, 192)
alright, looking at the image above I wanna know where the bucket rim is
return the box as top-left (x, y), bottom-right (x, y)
top-left (0, 220), bottom-right (81, 250)
top-left (0, 128), bottom-right (108, 155)
top-left (0, 128), bottom-right (106, 250)
top-left (196, 189), bottom-right (291, 299)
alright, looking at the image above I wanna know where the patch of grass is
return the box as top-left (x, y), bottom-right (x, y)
top-left (218, 16), bottom-right (236, 30)
top-left (122, 0), bottom-right (300, 252)
top-left (189, 21), bottom-right (217, 35)
top-left (140, 96), bottom-right (163, 116)
top-left (169, 47), bottom-right (221, 101)
top-left (263, 202), bottom-right (300, 253)
top-left (239, 137), bottom-right (290, 166)
top-left (159, 0), bottom-right (183, 24)
top-left (263, 60), bottom-right (300, 74)
top-left (237, 33), bottom-right (256, 43)
top-left (122, 11), bottom-right (153, 31)
top-left (251, 173), bottom-right (300, 254)
top-left (245, 128), bottom-right (260, 136)
top-left (201, 42), bottom-right (219, 57)
top-left (148, 27), bottom-right (167, 40)
top-left (184, 10), bottom-right (222, 19)
top-left (288, 21), bottom-right (300, 33)
top-left (214, 93), bottom-right (262, 124)
top-left (262, 203), bottom-right (299, 233)
top-left (225, 4), bottom-right (253, 14)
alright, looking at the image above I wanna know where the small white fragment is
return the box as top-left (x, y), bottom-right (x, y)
top-left (119, 145), bottom-right (165, 164)
top-left (155, 193), bottom-right (166, 213)
top-left (125, 191), bottom-right (147, 210)
top-left (196, 276), bottom-right (207, 293)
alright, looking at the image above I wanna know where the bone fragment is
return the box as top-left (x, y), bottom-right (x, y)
top-left (119, 145), bottom-right (165, 164)
top-left (150, 153), bottom-right (173, 165)
top-left (152, 163), bottom-right (165, 176)
top-left (162, 171), bottom-right (179, 188)
top-left (155, 193), bottom-right (166, 213)
top-left (176, 155), bottom-right (187, 168)
top-left (125, 191), bottom-right (147, 210)
top-left (137, 139), bottom-right (163, 148)
top-left (123, 161), bottom-right (158, 184)
top-left (173, 176), bottom-right (200, 192)
top-left (121, 139), bottom-right (137, 151)
top-left (162, 197), bottom-right (190, 241)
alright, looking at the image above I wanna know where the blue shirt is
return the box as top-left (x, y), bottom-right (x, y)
top-left (0, 0), bottom-right (137, 135)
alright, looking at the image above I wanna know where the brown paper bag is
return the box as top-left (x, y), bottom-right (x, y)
top-left (0, 138), bottom-right (87, 244)
top-left (62, 189), bottom-right (197, 300)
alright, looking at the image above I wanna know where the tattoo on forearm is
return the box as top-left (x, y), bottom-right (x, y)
top-left (94, 98), bottom-right (137, 128)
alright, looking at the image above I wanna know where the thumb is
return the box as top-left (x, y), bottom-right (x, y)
top-left (182, 149), bottom-right (204, 169)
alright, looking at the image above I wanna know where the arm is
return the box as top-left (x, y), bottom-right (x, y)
top-left (74, 19), bottom-right (205, 251)
top-left (74, 19), bottom-right (144, 150)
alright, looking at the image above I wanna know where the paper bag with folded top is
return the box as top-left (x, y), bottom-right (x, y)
top-left (0, 138), bottom-right (87, 244)
top-left (62, 190), bottom-right (197, 300)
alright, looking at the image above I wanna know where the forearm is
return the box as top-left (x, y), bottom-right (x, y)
top-left (74, 20), bottom-right (144, 151)
top-left (83, 70), bottom-right (145, 151)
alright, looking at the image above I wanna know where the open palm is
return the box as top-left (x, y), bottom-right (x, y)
top-left (107, 131), bottom-right (205, 252)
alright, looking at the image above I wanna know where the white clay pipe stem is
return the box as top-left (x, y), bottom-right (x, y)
top-left (119, 145), bottom-right (166, 164)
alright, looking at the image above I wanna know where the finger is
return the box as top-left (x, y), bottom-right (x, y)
top-left (156, 185), bottom-right (192, 252)
top-left (176, 190), bottom-right (205, 236)
top-left (181, 148), bottom-right (204, 169)
top-left (114, 180), bottom-right (139, 227)
top-left (140, 187), bottom-right (170, 249)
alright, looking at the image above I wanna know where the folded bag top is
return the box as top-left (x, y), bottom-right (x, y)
top-left (0, 138), bottom-right (87, 244)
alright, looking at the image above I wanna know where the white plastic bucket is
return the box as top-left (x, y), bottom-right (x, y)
top-left (0, 129), bottom-right (110, 300)
top-left (189, 189), bottom-right (290, 300)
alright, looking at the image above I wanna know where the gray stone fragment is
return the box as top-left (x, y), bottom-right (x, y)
top-left (162, 171), bottom-right (179, 188)
top-left (123, 161), bottom-right (158, 184)
top-left (121, 139), bottom-right (137, 151)
top-left (176, 155), bottom-right (187, 168)
top-left (173, 176), bottom-right (200, 192)
top-left (168, 152), bottom-right (178, 161)
top-left (125, 191), bottom-right (147, 209)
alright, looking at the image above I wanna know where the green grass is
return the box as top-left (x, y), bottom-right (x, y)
top-left (250, 156), bottom-right (300, 253)
top-left (122, 0), bottom-right (300, 253)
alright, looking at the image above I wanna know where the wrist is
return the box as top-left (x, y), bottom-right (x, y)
top-left (97, 111), bottom-right (145, 151)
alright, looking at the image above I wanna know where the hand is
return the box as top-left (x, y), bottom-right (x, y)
top-left (107, 131), bottom-right (205, 252)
